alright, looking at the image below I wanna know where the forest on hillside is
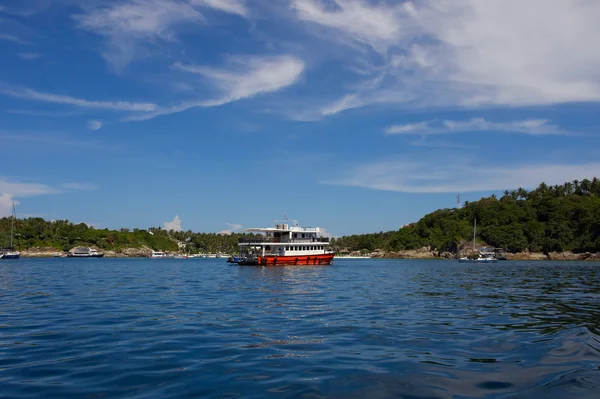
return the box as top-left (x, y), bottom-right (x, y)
top-left (331, 178), bottom-right (600, 254)
top-left (3, 178), bottom-right (600, 255)
top-left (0, 218), bottom-right (253, 254)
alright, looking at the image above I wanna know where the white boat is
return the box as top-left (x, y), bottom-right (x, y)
top-left (148, 251), bottom-right (173, 259)
top-left (458, 218), bottom-right (498, 263)
top-left (233, 217), bottom-right (335, 266)
top-left (1, 202), bottom-right (20, 260)
top-left (67, 247), bottom-right (105, 258)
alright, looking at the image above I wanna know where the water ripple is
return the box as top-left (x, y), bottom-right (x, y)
top-left (1, 258), bottom-right (599, 398)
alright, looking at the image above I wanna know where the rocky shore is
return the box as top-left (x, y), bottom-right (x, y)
top-left (20, 246), bottom-right (155, 258)
top-left (369, 248), bottom-right (600, 261)
top-left (18, 247), bottom-right (600, 261)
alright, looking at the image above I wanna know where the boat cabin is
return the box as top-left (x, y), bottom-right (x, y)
top-left (239, 220), bottom-right (332, 258)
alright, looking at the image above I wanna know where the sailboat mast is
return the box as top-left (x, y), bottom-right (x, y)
top-left (473, 218), bottom-right (476, 250)
top-left (10, 202), bottom-right (15, 248)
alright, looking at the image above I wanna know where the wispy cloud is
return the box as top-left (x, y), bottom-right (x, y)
top-left (175, 55), bottom-right (304, 102)
top-left (292, 0), bottom-right (411, 53)
top-left (87, 120), bottom-right (103, 130)
top-left (61, 183), bottom-right (99, 191)
top-left (0, 33), bottom-right (29, 45)
top-left (218, 222), bottom-right (243, 235)
top-left (6, 109), bottom-right (81, 117)
top-left (0, 83), bottom-right (157, 111)
top-left (0, 16), bottom-right (35, 45)
top-left (74, 0), bottom-right (202, 71)
top-left (164, 215), bottom-right (183, 232)
top-left (0, 178), bottom-right (58, 217)
top-left (1, 53), bottom-right (304, 122)
top-left (323, 158), bottom-right (600, 194)
top-left (385, 118), bottom-right (569, 136)
top-left (74, 0), bottom-right (249, 71)
top-left (294, 0), bottom-right (600, 115)
top-left (190, 0), bottom-right (248, 17)
top-left (127, 55), bottom-right (305, 121)
top-left (0, 178), bottom-right (57, 196)
top-left (17, 52), bottom-right (41, 60)
top-left (0, 131), bottom-right (112, 150)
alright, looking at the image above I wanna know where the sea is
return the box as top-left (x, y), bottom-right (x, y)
top-left (1, 258), bottom-right (599, 399)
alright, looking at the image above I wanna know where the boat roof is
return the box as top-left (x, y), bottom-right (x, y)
top-left (244, 220), bottom-right (320, 234)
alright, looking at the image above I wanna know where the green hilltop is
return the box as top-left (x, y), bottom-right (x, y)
top-left (331, 178), bottom-right (600, 255)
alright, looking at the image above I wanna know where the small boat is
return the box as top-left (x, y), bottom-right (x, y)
top-left (67, 247), bottom-right (105, 258)
top-left (1, 202), bottom-right (20, 260)
top-left (458, 218), bottom-right (498, 263)
top-left (458, 253), bottom-right (498, 263)
top-left (232, 217), bottom-right (335, 266)
top-left (173, 254), bottom-right (188, 259)
top-left (148, 251), bottom-right (173, 259)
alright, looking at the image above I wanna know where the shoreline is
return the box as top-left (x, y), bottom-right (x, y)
top-left (16, 248), bottom-right (600, 261)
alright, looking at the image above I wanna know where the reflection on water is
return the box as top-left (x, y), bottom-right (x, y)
top-left (0, 258), bottom-right (599, 398)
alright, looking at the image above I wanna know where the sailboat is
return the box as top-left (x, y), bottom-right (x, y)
top-left (1, 202), bottom-right (20, 260)
top-left (458, 218), bottom-right (497, 263)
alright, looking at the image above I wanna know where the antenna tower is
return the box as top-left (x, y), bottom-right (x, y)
top-left (457, 193), bottom-right (461, 209)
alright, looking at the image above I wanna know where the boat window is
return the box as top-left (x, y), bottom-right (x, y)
top-left (266, 246), bottom-right (271, 251)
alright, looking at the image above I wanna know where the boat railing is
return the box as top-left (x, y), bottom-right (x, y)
top-left (238, 237), bottom-right (330, 244)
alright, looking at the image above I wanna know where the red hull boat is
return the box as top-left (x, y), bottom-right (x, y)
top-left (233, 218), bottom-right (335, 266)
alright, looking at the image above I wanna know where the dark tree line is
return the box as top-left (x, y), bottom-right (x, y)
top-left (0, 217), bottom-right (257, 254)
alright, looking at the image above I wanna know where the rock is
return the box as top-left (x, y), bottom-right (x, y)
top-left (21, 247), bottom-right (61, 257)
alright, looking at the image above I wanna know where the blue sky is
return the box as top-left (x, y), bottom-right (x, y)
top-left (1, 0), bottom-right (600, 236)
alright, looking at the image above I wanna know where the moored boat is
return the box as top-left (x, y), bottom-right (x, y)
top-left (148, 251), bottom-right (173, 259)
top-left (1, 202), bottom-right (20, 260)
top-left (233, 218), bottom-right (335, 266)
top-left (67, 247), bottom-right (105, 258)
top-left (457, 218), bottom-right (498, 263)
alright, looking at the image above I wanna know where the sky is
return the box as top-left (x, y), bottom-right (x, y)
top-left (1, 0), bottom-right (600, 237)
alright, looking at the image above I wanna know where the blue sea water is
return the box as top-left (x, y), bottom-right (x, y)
top-left (1, 258), bottom-right (599, 398)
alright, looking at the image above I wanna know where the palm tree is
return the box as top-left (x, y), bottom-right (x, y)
top-left (517, 187), bottom-right (528, 199)
top-left (572, 179), bottom-right (581, 195)
top-left (581, 178), bottom-right (592, 195)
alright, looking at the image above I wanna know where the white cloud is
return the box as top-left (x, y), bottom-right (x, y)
top-left (6, 109), bottom-right (80, 117)
top-left (17, 52), bottom-right (41, 60)
top-left (0, 179), bottom-right (57, 217)
top-left (318, 227), bottom-right (333, 238)
top-left (87, 120), bottom-right (103, 130)
top-left (190, 0), bottom-right (248, 17)
top-left (174, 55), bottom-right (304, 102)
top-left (0, 194), bottom-right (18, 218)
top-left (385, 118), bottom-right (569, 136)
top-left (218, 222), bottom-right (243, 235)
top-left (323, 158), bottom-right (600, 193)
top-left (74, 0), bottom-right (249, 71)
top-left (164, 215), bottom-right (183, 232)
top-left (0, 33), bottom-right (28, 44)
top-left (74, 0), bottom-right (202, 71)
top-left (0, 54), bottom-right (303, 123)
top-left (62, 183), bottom-right (99, 191)
top-left (127, 55), bottom-right (305, 121)
top-left (0, 178), bottom-right (57, 196)
top-left (292, 0), bottom-right (412, 53)
top-left (295, 0), bottom-right (600, 115)
top-left (0, 83), bottom-right (157, 111)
